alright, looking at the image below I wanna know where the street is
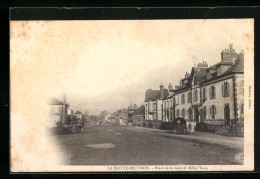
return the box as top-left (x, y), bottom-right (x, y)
top-left (51, 123), bottom-right (243, 165)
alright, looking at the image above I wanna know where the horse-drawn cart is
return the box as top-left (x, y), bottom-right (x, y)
top-left (56, 118), bottom-right (84, 134)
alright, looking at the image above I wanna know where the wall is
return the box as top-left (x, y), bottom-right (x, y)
top-left (201, 76), bottom-right (234, 126)
top-left (175, 90), bottom-right (192, 120)
top-left (132, 114), bottom-right (145, 127)
top-left (148, 101), bottom-right (153, 112)
top-left (145, 101), bottom-right (153, 121)
top-left (156, 99), bottom-right (163, 121)
top-left (191, 85), bottom-right (201, 106)
top-left (235, 74), bottom-right (244, 123)
top-left (162, 98), bottom-right (174, 122)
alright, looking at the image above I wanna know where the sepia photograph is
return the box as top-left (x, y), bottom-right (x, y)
top-left (10, 18), bottom-right (254, 172)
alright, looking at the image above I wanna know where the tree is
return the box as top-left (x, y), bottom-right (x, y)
top-left (83, 110), bottom-right (89, 117)
top-left (83, 110), bottom-right (89, 121)
top-left (98, 110), bottom-right (108, 121)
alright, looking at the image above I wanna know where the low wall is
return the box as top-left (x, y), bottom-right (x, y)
top-left (203, 119), bottom-right (226, 126)
top-left (142, 120), bottom-right (162, 129)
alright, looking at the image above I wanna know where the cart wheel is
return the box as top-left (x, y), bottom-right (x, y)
top-left (71, 126), bottom-right (77, 134)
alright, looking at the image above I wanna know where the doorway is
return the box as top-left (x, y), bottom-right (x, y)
top-left (224, 104), bottom-right (230, 125)
top-left (200, 107), bottom-right (206, 122)
top-left (194, 108), bottom-right (199, 122)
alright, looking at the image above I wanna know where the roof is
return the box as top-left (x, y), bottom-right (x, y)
top-left (145, 90), bottom-right (160, 101)
top-left (207, 65), bottom-right (217, 70)
top-left (47, 97), bottom-right (64, 105)
top-left (216, 61), bottom-right (234, 66)
top-left (174, 67), bottom-right (207, 92)
top-left (192, 67), bottom-right (207, 82)
top-left (166, 91), bottom-right (174, 99)
top-left (144, 89), bottom-right (168, 101)
top-left (207, 61), bottom-right (233, 71)
top-left (224, 56), bottom-right (244, 74)
top-left (174, 85), bottom-right (181, 89)
top-left (132, 106), bottom-right (145, 115)
top-left (201, 56), bottom-right (244, 84)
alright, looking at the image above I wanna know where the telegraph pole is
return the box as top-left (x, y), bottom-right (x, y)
top-left (192, 55), bottom-right (197, 67)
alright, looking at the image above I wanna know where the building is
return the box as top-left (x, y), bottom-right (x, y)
top-left (173, 63), bottom-right (208, 123)
top-left (200, 45), bottom-right (244, 131)
top-left (47, 94), bottom-right (68, 127)
top-left (172, 44), bottom-right (244, 131)
top-left (129, 105), bottom-right (145, 127)
top-left (144, 84), bottom-right (169, 128)
top-left (103, 113), bottom-right (111, 122)
top-left (162, 83), bottom-right (175, 122)
top-left (128, 103), bottom-right (138, 123)
top-left (112, 108), bottom-right (128, 125)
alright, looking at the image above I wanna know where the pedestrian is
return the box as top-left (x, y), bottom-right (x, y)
top-left (191, 122), bottom-right (196, 133)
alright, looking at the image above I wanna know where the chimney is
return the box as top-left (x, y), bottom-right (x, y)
top-left (221, 44), bottom-right (237, 62)
top-left (185, 72), bottom-right (190, 78)
top-left (197, 61), bottom-right (208, 69)
top-left (168, 83), bottom-right (173, 90)
top-left (160, 84), bottom-right (164, 99)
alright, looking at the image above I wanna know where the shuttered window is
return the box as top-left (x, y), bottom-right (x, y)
top-left (210, 85), bottom-right (216, 99)
top-left (193, 89), bottom-right (198, 102)
top-left (202, 87), bottom-right (207, 101)
top-left (176, 96), bottom-right (179, 105)
top-left (176, 109), bottom-right (180, 117)
top-left (181, 109), bottom-right (185, 117)
top-left (222, 81), bottom-right (230, 97)
top-left (210, 105), bottom-right (216, 119)
top-left (181, 94), bottom-right (185, 104)
top-left (187, 92), bottom-right (192, 103)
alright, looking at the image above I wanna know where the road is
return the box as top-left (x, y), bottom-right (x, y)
top-left (51, 122), bottom-right (243, 165)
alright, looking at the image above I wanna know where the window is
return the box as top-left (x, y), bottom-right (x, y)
top-left (176, 96), bottom-right (179, 105)
top-left (181, 109), bottom-right (186, 117)
top-left (181, 94), bottom-right (185, 104)
top-left (201, 106), bottom-right (207, 120)
top-left (176, 109), bottom-right (180, 117)
top-left (194, 77), bottom-right (198, 85)
top-left (241, 104), bottom-right (244, 115)
top-left (210, 105), bottom-right (216, 119)
top-left (202, 87), bottom-right (207, 101)
top-left (153, 103), bottom-right (156, 111)
top-left (167, 101), bottom-right (169, 108)
top-left (187, 92), bottom-right (192, 103)
top-left (222, 81), bottom-right (230, 97)
top-left (209, 85), bottom-right (216, 99)
top-left (193, 89), bottom-right (198, 102)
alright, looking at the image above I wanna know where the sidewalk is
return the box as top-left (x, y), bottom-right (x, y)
top-left (132, 126), bottom-right (244, 150)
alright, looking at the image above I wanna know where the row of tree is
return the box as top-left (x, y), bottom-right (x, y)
top-left (83, 110), bottom-right (108, 122)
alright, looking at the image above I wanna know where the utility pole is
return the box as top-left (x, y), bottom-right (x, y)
top-left (192, 55), bottom-right (197, 67)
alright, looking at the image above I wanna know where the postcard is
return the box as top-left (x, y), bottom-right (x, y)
top-left (10, 18), bottom-right (254, 172)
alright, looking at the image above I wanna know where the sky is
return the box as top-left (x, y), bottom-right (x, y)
top-left (10, 19), bottom-right (253, 115)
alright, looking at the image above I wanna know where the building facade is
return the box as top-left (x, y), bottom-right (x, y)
top-left (130, 105), bottom-right (145, 127)
top-left (162, 84), bottom-right (175, 122)
top-left (144, 85), bottom-right (169, 128)
top-left (173, 44), bottom-right (244, 131)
